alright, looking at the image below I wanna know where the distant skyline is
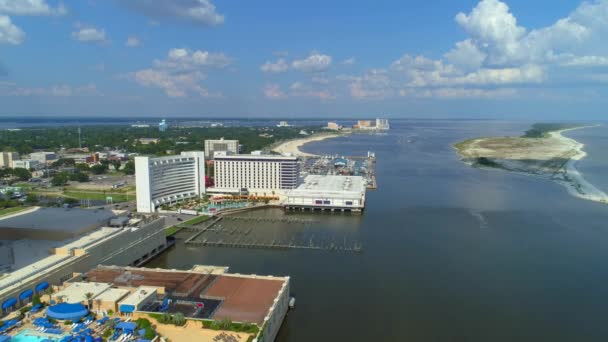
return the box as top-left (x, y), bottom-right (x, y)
top-left (1, 0), bottom-right (608, 119)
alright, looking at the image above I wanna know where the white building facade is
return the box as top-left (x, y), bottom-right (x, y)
top-left (0, 152), bottom-right (19, 168)
top-left (204, 138), bottom-right (239, 159)
top-left (135, 151), bottom-right (205, 213)
top-left (285, 175), bottom-right (367, 212)
top-left (12, 159), bottom-right (40, 170)
top-left (213, 154), bottom-right (298, 193)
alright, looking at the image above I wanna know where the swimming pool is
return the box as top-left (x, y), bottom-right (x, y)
top-left (11, 330), bottom-right (64, 342)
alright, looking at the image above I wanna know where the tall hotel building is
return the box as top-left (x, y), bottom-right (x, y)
top-left (213, 154), bottom-right (299, 193)
top-left (135, 151), bottom-right (205, 213)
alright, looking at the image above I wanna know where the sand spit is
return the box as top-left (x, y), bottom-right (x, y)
top-left (271, 132), bottom-right (347, 157)
top-left (454, 126), bottom-right (608, 204)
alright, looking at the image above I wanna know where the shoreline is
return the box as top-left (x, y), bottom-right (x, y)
top-left (456, 125), bottom-right (608, 205)
top-left (271, 132), bottom-right (348, 157)
top-left (549, 127), bottom-right (608, 204)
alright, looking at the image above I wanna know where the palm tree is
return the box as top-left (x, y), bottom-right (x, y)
top-left (85, 292), bottom-right (94, 310)
top-left (95, 299), bottom-right (102, 314)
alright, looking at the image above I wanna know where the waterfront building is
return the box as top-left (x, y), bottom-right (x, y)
top-left (213, 154), bottom-right (298, 193)
top-left (204, 138), bottom-right (239, 159)
top-left (135, 151), bottom-right (205, 213)
top-left (12, 159), bottom-right (40, 170)
top-left (84, 264), bottom-right (290, 342)
top-left (0, 152), bottom-right (19, 168)
top-left (0, 208), bottom-right (167, 313)
top-left (285, 175), bottom-right (367, 212)
top-left (277, 121), bottom-right (290, 127)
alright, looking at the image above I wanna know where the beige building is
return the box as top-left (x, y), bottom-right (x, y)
top-left (0, 215), bottom-right (167, 312)
top-left (0, 152), bottom-right (19, 168)
top-left (204, 138), bottom-right (239, 159)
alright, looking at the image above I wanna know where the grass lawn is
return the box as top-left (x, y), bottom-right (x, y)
top-left (164, 226), bottom-right (181, 237)
top-left (0, 206), bottom-right (30, 217)
top-left (184, 215), bottom-right (210, 225)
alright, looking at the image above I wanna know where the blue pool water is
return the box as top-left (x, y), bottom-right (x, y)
top-left (11, 330), bottom-right (64, 342)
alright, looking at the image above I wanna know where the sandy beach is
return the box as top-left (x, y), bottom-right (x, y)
top-left (271, 132), bottom-right (346, 157)
top-left (454, 125), bottom-right (608, 204)
top-left (549, 128), bottom-right (608, 203)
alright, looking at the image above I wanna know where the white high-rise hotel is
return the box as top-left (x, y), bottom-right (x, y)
top-left (213, 154), bottom-right (298, 193)
top-left (135, 152), bottom-right (205, 213)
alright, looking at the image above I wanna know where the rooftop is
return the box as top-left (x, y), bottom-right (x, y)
top-left (119, 286), bottom-right (157, 306)
top-left (85, 266), bottom-right (288, 325)
top-left (215, 154), bottom-right (297, 161)
top-left (54, 282), bottom-right (112, 303)
top-left (93, 288), bottom-right (130, 303)
top-left (0, 207), bottom-right (114, 235)
top-left (293, 175), bottom-right (366, 194)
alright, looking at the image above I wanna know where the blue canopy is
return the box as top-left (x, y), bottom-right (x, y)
top-left (46, 303), bottom-right (88, 321)
top-left (19, 289), bottom-right (34, 301)
top-left (2, 297), bottom-right (17, 310)
top-left (116, 322), bottom-right (137, 332)
top-left (35, 282), bottom-right (49, 292)
top-left (119, 304), bottom-right (135, 313)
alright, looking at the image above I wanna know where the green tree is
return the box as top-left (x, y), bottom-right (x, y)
top-left (69, 172), bottom-right (89, 182)
top-left (51, 172), bottom-right (69, 186)
top-left (111, 160), bottom-right (121, 171)
top-left (25, 193), bottom-right (38, 204)
top-left (123, 160), bottom-right (135, 175)
top-left (90, 164), bottom-right (107, 175)
top-left (75, 163), bottom-right (90, 172)
top-left (11, 168), bottom-right (31, 181)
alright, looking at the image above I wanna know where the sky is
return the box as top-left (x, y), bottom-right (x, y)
top-left (1, 0), bottom-right (608, 119)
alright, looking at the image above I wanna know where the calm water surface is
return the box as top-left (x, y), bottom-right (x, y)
top-left (148, 120), bottom-right (608, 341)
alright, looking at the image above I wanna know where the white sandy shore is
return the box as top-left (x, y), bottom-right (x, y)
top-left (271, 132), bottom-right (346, 157)
top-left (549, 127), bottom-right (608, 204)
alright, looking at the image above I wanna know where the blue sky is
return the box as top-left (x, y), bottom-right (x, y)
top-left (1, 0), bottom-right (607, 119)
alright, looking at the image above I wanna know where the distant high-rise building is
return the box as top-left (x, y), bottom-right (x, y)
top-left (327, 122), bottom-right (342, 130)
top-left (159, 119), bottom-right (169, 132)
top-left (0, 152), bottom-right (19, 168)
top-left (204, 138), bottom-right (239, 159)
top-left (135, 151), bottom-right (205, 213)
top-left (277, 121), bottom-right (290, 127)
top-left (376, 118), bottom-right (390, 130)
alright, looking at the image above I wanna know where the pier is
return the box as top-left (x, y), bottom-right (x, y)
top-left (186, 238), bottom-right (363, 253)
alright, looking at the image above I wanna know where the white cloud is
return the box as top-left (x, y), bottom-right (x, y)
top-left (129, 69), bottom-right (212, 97)
top-left (127, 47), bottom-right (230, 97)
top-left (117, 0), bottom-right (224, 26)
top-left (71, 26), bottom-right (107, 43)
top-left (0, 14), bottom-right (24, 44)
top-left (455, 0), bottom-right (525, 65)
top-left (444, 39), bottom-right (486, 72)
top-left (561, 55), bottom-right (608, 67)
top-left (155, 48), bottom-right (231, 69)
top-left (0, 0), bottom-right (67, 16)
top-left (345, 69), bottom-right (393, 100)
top-left (260, 59), bottom-right (288, 73)
top-left (292, 53), bottom-right (332, 72)
top-left (126, 36), bottom-right (140, 47)
top-left (289, 82), bottom-right (335, 100)
top-left (341, 57), bottom-right (356, 66)
top-left (263, 84), bottom-right (285, 99)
